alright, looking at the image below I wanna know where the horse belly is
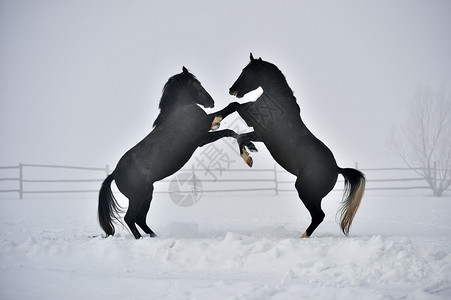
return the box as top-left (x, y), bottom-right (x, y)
top-left (151, 138), bottom-right (199, 180)
top-left (264, 132), bottom-right (337, 178)
top-left (117, 133), bottom-right (200, 182)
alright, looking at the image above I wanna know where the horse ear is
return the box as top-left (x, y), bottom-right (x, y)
top-left (182, 66), bottom-right (188, 73)
top-left (259, 57), bottom-right (262, 61)
top-left (250, 53), bottom-right (255, 61)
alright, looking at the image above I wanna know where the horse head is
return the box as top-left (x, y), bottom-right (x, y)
top-left (229, 53), bottom-right (264, 98)
top-left (182, 66), bottom-right (214, 108)
top-left (154, 67), bottom-right (215, 127)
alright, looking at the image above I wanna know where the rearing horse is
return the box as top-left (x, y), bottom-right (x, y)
top-left (98, 67), bottom-right (253, 239)
top-left (218, 54), bottom-right (365, 237)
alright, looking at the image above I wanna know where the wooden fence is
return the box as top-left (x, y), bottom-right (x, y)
top-left (0, 164), bottom-right (110, 198)
top-left (0, 163), bottom-right (449, 198)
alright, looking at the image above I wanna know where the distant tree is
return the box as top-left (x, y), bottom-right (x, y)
top-left (389, 86), bottom-right (451, 197)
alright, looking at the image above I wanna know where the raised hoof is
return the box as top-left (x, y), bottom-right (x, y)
top-left (211, 116), bottom-right (223, 131)
top-left (300, 232), bottom-right (309, 238)
top-left (241, 150), bottom-right (253, 168)
top-left (245, 157), bottom-right (253, 167)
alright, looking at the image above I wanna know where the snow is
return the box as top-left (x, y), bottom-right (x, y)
top-left (1, 192), bottom-right (450, 299)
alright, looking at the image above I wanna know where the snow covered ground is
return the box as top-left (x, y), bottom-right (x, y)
top-left (1, 191), bottom-right (450, 299)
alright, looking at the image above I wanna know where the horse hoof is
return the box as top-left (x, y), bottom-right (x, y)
top-left (211, 123), bottom-right (220, 130)
top-left (247, 157), bottom-right (253, 167)
top-left (241, 150), bottom-right (253, 167)
top-left (300, 232), bottom-right (309, 238)
top-left (211, 116), bottom-right (223, 131)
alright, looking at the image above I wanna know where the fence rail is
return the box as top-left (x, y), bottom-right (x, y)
top-left (0, 163), bottom-right (449, 198)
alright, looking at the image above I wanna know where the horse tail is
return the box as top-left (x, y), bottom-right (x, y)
top-left (337, 167), bottom-right (366, 236)
top-left (98, 172), bottom-right (123, 237)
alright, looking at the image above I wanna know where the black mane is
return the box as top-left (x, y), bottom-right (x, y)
top-left (153, 72), bottom-right (197, 128)
top-left (258, 60), bottom-right (300, 114)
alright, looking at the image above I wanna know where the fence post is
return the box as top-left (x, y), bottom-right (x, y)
top-left (105, 164), bottom-right (110, 175)
top-left (192, 164), bottom-right (197, 191)
top-left (273, 163), bottom-right (278, 195)
top-left (19, 163), bottom-right (23, 199)
top-left (355, 162), bottom-right (359, 169)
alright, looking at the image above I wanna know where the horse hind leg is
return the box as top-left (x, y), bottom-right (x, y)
top-left (300, 197), bottom-right (325, 238)
top-left (136, 189), bottom-right (157, 237)
top-left (124, 200), bottom-right (143, 239)
top-left (124, 186), bottom-right (157, 239)
top-left (295, 180), bottom-right (325, 238)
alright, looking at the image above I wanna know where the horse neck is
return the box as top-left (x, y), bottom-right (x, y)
top-left (262, 78), bottom-right (299, 109)
top-left (153, 88), bottom-right (193, 127)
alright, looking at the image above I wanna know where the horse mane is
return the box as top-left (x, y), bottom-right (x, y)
top-left (153, 72), bottom-right (196, 128)
top-left (260, 61), bottom-right (300, 114)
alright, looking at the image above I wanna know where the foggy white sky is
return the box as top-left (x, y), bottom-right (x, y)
top-left (1, 0), bottom-right (450, 169)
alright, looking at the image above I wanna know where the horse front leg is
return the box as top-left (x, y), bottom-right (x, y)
top-left (198, 129), bottom-right (238, 147)
top-left (198, 130), bottom-right (257, 168)
top-left (209, 102), bottom-right (241, 130)
top-left (237, 132), bottom-right (261, 167)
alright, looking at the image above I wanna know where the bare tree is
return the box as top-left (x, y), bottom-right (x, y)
top-left (389, 86), bottom-right (451, 196)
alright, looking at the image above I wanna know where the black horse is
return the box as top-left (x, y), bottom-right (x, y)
top-left (98, 67), bottom-right (253, 239)
top-left (218, 54), bottom-right (365, 237)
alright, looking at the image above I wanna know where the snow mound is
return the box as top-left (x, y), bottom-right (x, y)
top-left (1, 195), bottom-right (451, 299)
top-left (1, 231), bottom-right (450, 299)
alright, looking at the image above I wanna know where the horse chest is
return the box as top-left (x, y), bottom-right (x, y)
top-left (239, 97), bottom-right (284, 131)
